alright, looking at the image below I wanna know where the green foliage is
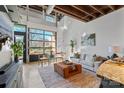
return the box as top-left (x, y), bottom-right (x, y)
top-left (74, 52), bottom-right (80, 59)
top-left (70, 40), bottom-right (76, 52)
top-left (70, 40), bottom-right (74, 47)
top-left (11, 41), bottom-right (23, 57)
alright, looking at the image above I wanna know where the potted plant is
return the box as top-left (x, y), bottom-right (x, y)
top-left (70, 40), bottom-right (76, 53)
top-left (11, 41), bottom-right (23, 62)
top-left (74, 52), bottom-right (80, 59)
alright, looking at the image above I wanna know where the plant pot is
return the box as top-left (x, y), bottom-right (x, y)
top-left (15, 55), bottom-right (19, 62)
top-left (71, 48), bottom-right (74, 53)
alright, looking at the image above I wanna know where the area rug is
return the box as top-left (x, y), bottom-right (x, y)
top-left (38, 65), bottom-right (101, 88)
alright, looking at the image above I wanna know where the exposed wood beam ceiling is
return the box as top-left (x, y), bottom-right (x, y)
top-left (108, 5), bottom-right (115, 10)
top-left (19, 5), bottom-right (124, 22)
top-left (71, 5), bottom-right (96, 18)
top-left (89, 5), bottom-right (105, 15)
top-left (54, 5), bottom-right (88, 22)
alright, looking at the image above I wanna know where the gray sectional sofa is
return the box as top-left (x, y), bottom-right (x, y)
top-left (71, 54), bottom-right (107, 72)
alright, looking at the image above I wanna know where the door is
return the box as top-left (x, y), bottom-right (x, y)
top-left (14, 32), bottom-right (26, 63)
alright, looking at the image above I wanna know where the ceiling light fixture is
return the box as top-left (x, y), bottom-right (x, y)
top-left (46, 5), bottom-right (55, 15)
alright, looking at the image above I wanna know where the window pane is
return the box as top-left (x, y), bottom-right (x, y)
top-left (45, 42), bottom-right (51, 47)
top-left (44, 47), bottom-right (52, 55)
top-left (30, 29), bottom-right (43, 34)
top-left (52, 48), bottom-right (55, 52)
top-left (30, 47), bottom-right (43, 54)
top-left (45, 31), bottom-right (54, 35)
top-left (45, 35), bottom-right (52, 41)
top-left (44, 51), bottom-right (50, 55)
top-left (46, 15), bottom-right (54, 23)
top-left (14, 24), bottom-right (26, 32)
top-left (30, 33), bottom-right (43, 40)
top-left (44, 47), bottom-right (52, 51)
top-left (29, 28), bottom-right (56, 56)
top-left (51, 42), bottom-right (55, 47)
top-left (15, 35), bottom-right (24, 42)
top-left (30, 41), bottom-right (43, 47)
top-left (44, 48), bottom-right (55, 55)
top-left (51, 36), bottom-right (55, 41)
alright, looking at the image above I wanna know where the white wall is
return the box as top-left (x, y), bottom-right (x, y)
top-left (0, 11), bottom-right (13, 37)
top-left (57, 8), bottom-right (124, 57)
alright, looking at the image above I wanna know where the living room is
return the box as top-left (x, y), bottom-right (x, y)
top-left (57, 6), bottom-right (124, 72)
top-left (0, 4), bottom-right (124, 89)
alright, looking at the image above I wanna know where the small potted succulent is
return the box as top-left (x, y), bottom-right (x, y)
top-left (70, 40), bottom-right (76, 53)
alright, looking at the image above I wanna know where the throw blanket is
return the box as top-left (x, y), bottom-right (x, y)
top-left (97, 60), bottom-right (124, 85)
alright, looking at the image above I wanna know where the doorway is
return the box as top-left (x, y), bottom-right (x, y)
top-left (14, 32), bottom-right (26, 63)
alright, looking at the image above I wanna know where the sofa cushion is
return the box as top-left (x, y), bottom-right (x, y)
top-left (83, 55), bottom-right (94, 67)
top-left (84, 61), bottom-right (94, 67)
top-left (80, 54), bottom-right (86, 60)
top-left (85, 55), bottom-right (93, 62)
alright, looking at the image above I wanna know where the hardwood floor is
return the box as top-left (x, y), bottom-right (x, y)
top-left (22, 62), bottom-right (101, 88)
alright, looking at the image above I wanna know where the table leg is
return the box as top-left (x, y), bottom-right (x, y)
top-left (99, 83), bottom-right (103, 88)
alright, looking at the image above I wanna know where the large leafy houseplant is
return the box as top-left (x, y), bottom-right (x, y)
top-left (11, 41), bottom-right (23, 62)
top-left (70, 40), bottom-right (76, 53)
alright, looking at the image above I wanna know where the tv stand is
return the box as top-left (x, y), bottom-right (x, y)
top-left (0, 61), bottom-right (23, 88)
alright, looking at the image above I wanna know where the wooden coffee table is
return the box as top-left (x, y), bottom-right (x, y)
top-left (54, 62), bottom-right (82, 78)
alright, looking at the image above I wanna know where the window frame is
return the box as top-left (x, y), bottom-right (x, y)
top-left (45, 15), bottom-right (55, 23)
top-left (29, 28), bottom-right (56, 55)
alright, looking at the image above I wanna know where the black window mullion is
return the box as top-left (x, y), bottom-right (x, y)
top-left (43, 30), bottom-right (45, 54)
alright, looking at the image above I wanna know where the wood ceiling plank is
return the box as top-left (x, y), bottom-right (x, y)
top-left (89, 5), bottom-right (104, 15)
top-left (55, 5), bottom-right (86, 18)
top-left (54, 8), bottom-right (88, 22)
top-left (108, 5), bottom-right (114, 11)
top-left (54, 7), bottom-right (81, 19)
top-left (37, 5), bottom-right (48, 10)
top-left (54, 5), bottom-right (87, 22)
top-left (114, 5), bottom-right (124, 10)
top-left (29, 5), bottom-right (43, 12)
top-left (71, 5), bottom-right (96, 18)
top-left (102, 7), bottom-right (112, 14)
